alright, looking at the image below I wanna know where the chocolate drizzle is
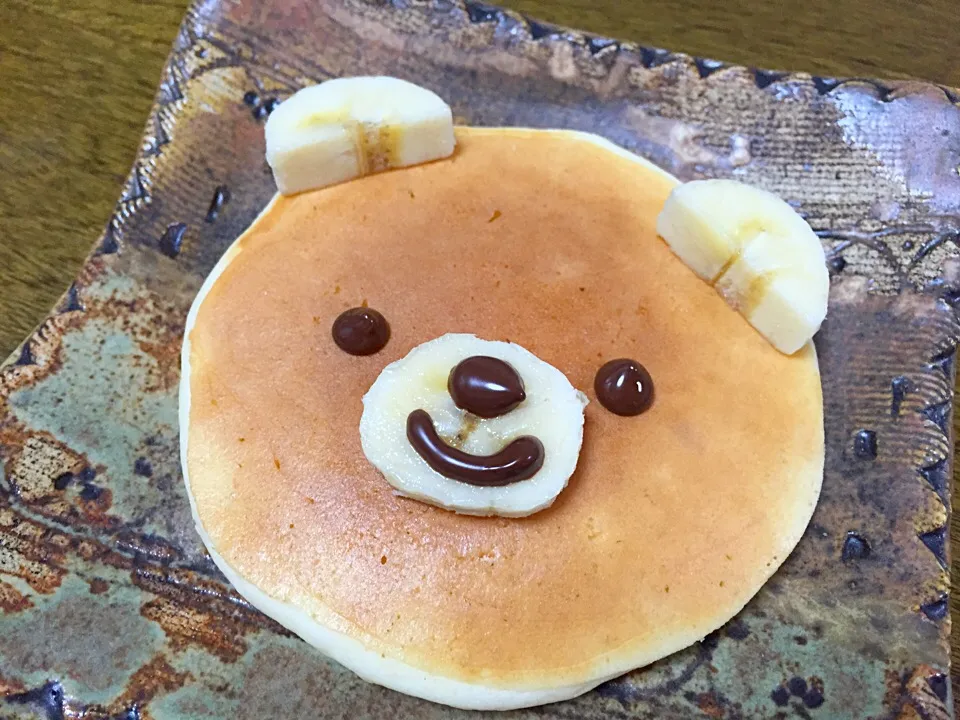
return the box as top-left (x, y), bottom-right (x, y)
top-left (594, 358), bottom-right (655, 416)
top-left (406, 409), bottom-right (544, 486)
top-left (448, 356), bottom-right (525, 418)
top-left (332, 307), bottom-right (390, 355)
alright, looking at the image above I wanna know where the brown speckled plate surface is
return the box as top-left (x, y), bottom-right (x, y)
top-left (0, 1), bottom-right (957, 718)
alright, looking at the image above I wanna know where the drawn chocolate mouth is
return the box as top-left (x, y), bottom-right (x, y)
top-left (406, 408), bottom-right (545, 486)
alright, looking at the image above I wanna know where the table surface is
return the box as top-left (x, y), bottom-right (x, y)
top-left (2, 0), bottom-right (958, 702)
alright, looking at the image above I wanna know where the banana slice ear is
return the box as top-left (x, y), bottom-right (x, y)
top-left (265, 77), bottom-right (456, 195)
top-left (656, 179), bottom-right (828, 354)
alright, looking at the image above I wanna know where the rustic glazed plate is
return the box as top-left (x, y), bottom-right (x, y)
top-left (0, 1), bottom-right (957, 718)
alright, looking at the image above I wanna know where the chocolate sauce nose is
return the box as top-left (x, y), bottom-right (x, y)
top-left (448, 356), bottom-right (526, 418)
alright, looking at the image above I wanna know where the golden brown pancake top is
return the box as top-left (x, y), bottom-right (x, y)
top-left (185, 128), bottom-right (823, 688)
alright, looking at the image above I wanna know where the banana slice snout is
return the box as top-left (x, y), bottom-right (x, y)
top-left (656, 179), bottom-right (829, 355)
top-left (265, 76), bottom-right (456, 195)
top-left (360, 334), bottom-right (588, 517)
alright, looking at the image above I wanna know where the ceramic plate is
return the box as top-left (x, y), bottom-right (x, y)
top-left (0, 1), bottom-right (956, 717)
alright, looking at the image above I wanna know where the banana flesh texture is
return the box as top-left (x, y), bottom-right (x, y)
top-left (656, 179), bottom-right (828, 355)
top-left (265, 76), bottom-right (456, 195)
top-left (360, 334), bottom-right (588, 518)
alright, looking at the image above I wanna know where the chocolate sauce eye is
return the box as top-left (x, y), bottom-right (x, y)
top-left (448, 356), bottom-right (525, 418)
top-left (332, 307), bottom-right (390, 356)
top-left (594, 358), bottom-right (654, 416)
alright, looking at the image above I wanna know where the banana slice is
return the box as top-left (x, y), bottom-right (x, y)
top-left (360, 334), bottom-right (588, 517)
top-left (265, 76), bottom-right (456, 195)
top-left (656, 179), bottom-right (828, 355)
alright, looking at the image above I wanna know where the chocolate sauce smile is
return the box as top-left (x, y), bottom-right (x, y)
top-left (406, 409), bottom-right (544, 486)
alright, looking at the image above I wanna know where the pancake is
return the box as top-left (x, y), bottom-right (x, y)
top-left (180, 127), bottom-right (824, 709)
